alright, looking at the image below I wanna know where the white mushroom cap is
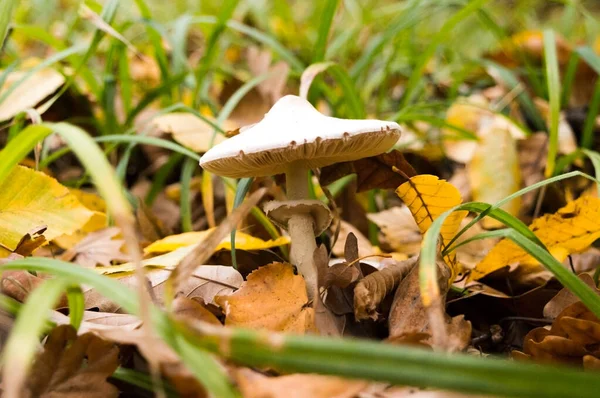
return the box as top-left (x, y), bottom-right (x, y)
top-left (200, 95), bottom-right (401, 178)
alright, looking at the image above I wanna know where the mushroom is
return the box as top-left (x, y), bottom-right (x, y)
top-left (200, 95), bottom-right (401, 301)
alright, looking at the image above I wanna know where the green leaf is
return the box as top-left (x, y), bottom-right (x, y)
top-left (543, 29), bottom-right (561, 176)
top-left (313, 0), bottom-right (339, 63)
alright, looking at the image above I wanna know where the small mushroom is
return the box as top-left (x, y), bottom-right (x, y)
top-left (200, 95), bottom-right (401, 300)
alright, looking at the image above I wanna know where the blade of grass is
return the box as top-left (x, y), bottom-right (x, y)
top-left (560, 51), bottom-right (579, 108)
top-left (4, 258), bottom-right (600, 398)
top-left (300, 62), bottom-right (364, 118)
top-left (133, 0), bottom-right (169, 82)
top-left (66, 285), bottom-right (84, 330)
top-left (181, 158), bottom-right (196, 232)
top-left (182, 320), bottom-right (600, 398)
top-left (1, 278), bottom-right (68, 398)
top-left (399, 0), bottom-right (489, 107)
top-left (0, 0), bottom-right (17, 49)
top-left (1, 258), bottom-right (238, 397)
top-left (192, 0), bottom-right (239, 107)
top-left (581, 78), bottom-right (600, 149)
top-left (312, 0), bottom-right (339, 63)
top-left (94, 135), bottom-right (201, 161)
top-left (230, 177), bottom-right (254, 270)
top-left (543, 29), bottom-right (561, 177)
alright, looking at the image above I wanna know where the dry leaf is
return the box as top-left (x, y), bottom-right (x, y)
top-left (0, 67), bottom-right (64, 122)
top-left (367, 206), bottom-right (422, 256)
top-left (388, 259), bottom-right (472, 352)
top-left (396, 175), bottom-right (468, 278)
top-left (172, 296), bottom-right (221, 325)
top-left (23, 325), bottom-right (119, 398)
top-left (152, 112), bottom-right (234, 153)
top-left (215, 262), bottom-right (315, 333)
top-left (467, 121), bottom-right (521, 229)
top-left (236, 368), bottom-right (367, 398)
top-left (60, 227), bottom-right (130, 268)
top-left (354, 257), bottom-right (416, 321)
top-left (470, 196), bottom-right (600, 282)
top-left (544, 273), bottom-right (600, 320)
top-left (0, 166), bottom-right (94, 251)
top-left (10, 226), bottom-right (47, 257)
top-left (320, 150), bottom-right (416, 192)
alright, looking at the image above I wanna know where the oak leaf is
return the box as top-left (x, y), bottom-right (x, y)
top-left (0, 166), bottom-right (94, 251)
top-left (23, 325), bottom-right (119, 398)
top-left (215, 262), bottom-right (315, 333)
top-left (60, 227), bottom-right (130, 268)
top-left (470, 196), bottom-right (600, 281)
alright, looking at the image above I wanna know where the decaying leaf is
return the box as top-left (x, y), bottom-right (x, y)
top-left (0, 66), bottom-right (65, 122)
top-left (320, 150), bottom-right (416, 192)
top-left (470, 196), bottom-right (600, 282)
top-left (0, 166), bottom-right (94, 251)
top-left (2, 226), bottom-right (48, 258)
top-left (354, 257), bottom-right (416, 321)
top-left (468, 121), bottom-right (521, 229)
top-left (23, 325), bottom-right (119, 398)
top-left (216, 262), bottom-right (315, 333)
top-left (60, 227), bottom-right (130, 267)
top-left (235, 368), bottom-right (367, 398)
top-left (396, 175), bottom-right (468, 278)
top-left (388, 258), bottom-right (472, 352)
top-left (367, 206), bottom-right (422, 256)
top-left (544, 273), bottom-right (600, 320)
top-left (152, 112), bottom-right (235, 153)
top-left (1, 270), bottom-right (66, 307)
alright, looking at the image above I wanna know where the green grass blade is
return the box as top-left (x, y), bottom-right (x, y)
top-left (575, 45), bottom-right (600, 74)
top-left (312, 0), bottom-right (339, 63)
top-left (66, 285), bottom-right (85, 330)
top-left (399, 0), bottom-right (489, 107)
top-left (300, 62), bottom-right (364, 118)
top-left (180, 158), bottom-right (196, 232)
top-left (0, 124), bottom-right (50, 181)
top-left (184, 322), bottom-right (600, 398)
top-left (543, 30), bottom-right (561, 177)
top-left (581, 79), bottom-right (600, 149)
top-left (94, 135), bottom-right (201, 161)
top-left (1, 278), bottom-right (68, 398)
top-left (230, 177), bottom-right (254, 270)
top-left (483, 60), bottom-right (546, 131)
top-left (192, 0), bottom-right (239, 107)
top-left (560, 52), bottom-right (579, 108)
top-left (0, 0), bottom-right (16, 49)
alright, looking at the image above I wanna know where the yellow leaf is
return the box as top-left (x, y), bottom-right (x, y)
top-left (395, 175), bottom-right (467, 277)
top-left (99, 230), bottom-right (290, 275)
top-left (0, 66), bottom-right (64, 122)
top-left (215, 262), bottom-right (315, 333)
top-left (144, 229), bottom-right (290, 254)
top-left (0, 166), bottom-right (93, 251)
top-left (53, 190), bottom-right (108, 249)
top-left (470, 196), bottom-right (600, 281)
top-left (152, 112), bottom-right (236, 153)
top-left (468, 122), bottom-right (521, 229)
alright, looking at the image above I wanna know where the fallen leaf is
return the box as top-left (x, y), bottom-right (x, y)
top-left (144, 229), bottom-right (290, 254)
top-left (470, 196), bottom-right (600, 282)
top-left (544, 273), bottom-right (600, 320)
top-left (468, 121), bottom-right (521, 229)
top-left (320, 150), bottom-right (416, 192)
top-left (0, 166), bottom-right (94, 251)
top-left (354, 257), bottom-right (416, 321)
top-left (247, 46), bottom-right (290, 105)
top-left (367, 206), bottom-right (422, 256)
top-left (60, 227), bottom-right (130, 268)
top-left (11, 226), bottom-right (47, 256)
top-left (235, 368), bottom-right (367, 398)
top-left (23, 325), bottom-right (119, 398)
top-left (136, 199), bottom-right (172, 244)
top-left (396, 175), bottom-right (468, 278)
top-left (152, 112), bottom-right (234, 153)
top-left (0, 66), bottom-right (65, 122)
top-left (215, 262), bottom-right (315, 333)
top-left (172, 296), bottom-right (221, 325)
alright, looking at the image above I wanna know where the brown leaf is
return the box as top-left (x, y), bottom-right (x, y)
top-left (24, 325), bottom-right (119, 398)
top-left (60, 227), bottom-right (130, 268)
top-left (235, 368), bottom-right (367, 398)
top-left (136, 199), bottom-right (172, 244)
top-left (13, 225), bottom-right (47, 256)
top-left (215, 262), bottom-right (315, 333)
top-left (172, 296), bottom-right (222, 326)
top-left (388, 258), bottom-right (471, 352)
top-left (543, 273), bottom-right (600, 320)
top-left (354, 257), bottom-right (416, 321)
top-left (320, 150), bottom-right (416, 192)
top-left (0, 270), bottom-right (68, 308)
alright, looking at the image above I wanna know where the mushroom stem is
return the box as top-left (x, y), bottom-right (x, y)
top-left (285, 166), bottom-right (318, 301)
